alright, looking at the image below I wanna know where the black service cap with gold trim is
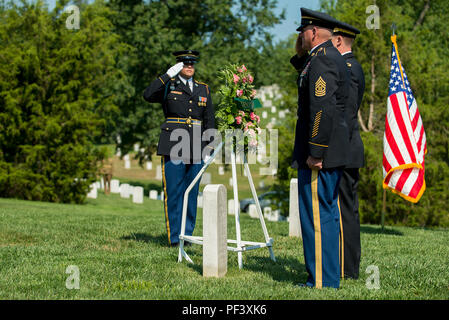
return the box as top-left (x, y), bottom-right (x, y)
top-left (296, 7), bottom-right (339, 32)
top-left (172, 50), bottom-right (200, 64)
top-left (332, 20), bottom-right (360, 38)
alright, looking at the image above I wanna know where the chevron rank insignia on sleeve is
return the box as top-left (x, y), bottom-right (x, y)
top-left (315, 76), bottom-right (326, 97)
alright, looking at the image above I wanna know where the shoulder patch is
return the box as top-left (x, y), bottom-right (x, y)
top-left (195, 80), bottom-right (209, 94)
top-left (346, 62), bottom-right (352, 67)
top-left (315, 76), bottom-right (326, 97)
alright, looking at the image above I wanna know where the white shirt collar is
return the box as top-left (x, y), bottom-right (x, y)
top-left (179, 75), bottom-right (193, 84)
top-left (342, 51), bottom-right (352, 56)
top-left (310, 43), bottom-right (321, 54)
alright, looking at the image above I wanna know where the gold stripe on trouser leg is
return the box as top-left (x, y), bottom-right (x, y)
top-left (161, 157), bottom-right (171, 245)
top-left (338, 197), bottom-right (344, 279)
top-left (311, 169), bottom-right (322, 289)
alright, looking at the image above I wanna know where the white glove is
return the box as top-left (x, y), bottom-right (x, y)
top-left (166, 62), bottom-right (184, 78)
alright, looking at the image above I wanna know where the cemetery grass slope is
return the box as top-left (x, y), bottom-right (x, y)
top-left (0, 195), bottom-right (448, 300)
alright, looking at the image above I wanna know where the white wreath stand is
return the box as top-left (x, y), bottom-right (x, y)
top-left (178, 142), bottom-right (276, 269)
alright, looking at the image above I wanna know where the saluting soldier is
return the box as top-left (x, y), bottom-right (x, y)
top-left (332, 21), bottom-right (365, 280)
top-left (143, 50), bottom-right (215, 247)
top-left (290, 8), bottom-right (350, 289)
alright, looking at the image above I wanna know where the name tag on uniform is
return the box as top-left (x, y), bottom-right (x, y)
top-left (171, 91), bottom-right (182, 95)
top-left (199, 96), bottom-right (207, 107)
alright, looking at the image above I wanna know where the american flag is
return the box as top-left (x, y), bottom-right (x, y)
top-left (382, 36), bottom-right (427, 203)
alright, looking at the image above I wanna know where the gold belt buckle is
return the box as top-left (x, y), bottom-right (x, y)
top-left (186, 117), bottom-right (192, 125)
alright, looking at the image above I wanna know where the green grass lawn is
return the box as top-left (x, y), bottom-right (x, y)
top-left (0, 194), bottom-right (448, 300)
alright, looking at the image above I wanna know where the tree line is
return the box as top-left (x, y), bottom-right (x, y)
top-left (0, 0), bottom-right (448, 227)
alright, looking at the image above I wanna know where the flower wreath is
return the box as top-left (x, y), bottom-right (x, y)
top-left (216, 64), bottom-right (263, 152)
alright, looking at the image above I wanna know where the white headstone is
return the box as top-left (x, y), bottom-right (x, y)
top-left (248, 204), bottom-right (259, 219)
top-left (124, 159), bottom-right (131, 169)
top-left (197, 195), bottom-right (203, 208)
top-left (120, 183), bottom-right (131, 198)
top-left (279, 110), bottom-right (285, 118)
top-left (124, 154), bottom-right (130, 161)
top-left (160, 191), bottom-right (164, 201)
top-left (116, 148), bottom-right (121, 157)
top-left (289, 178), bottom-right (302, 238)
top-left (268, 209), bottom-right (280, 222)
top-left (259, 181), bottom-right (265, 189)
top-left (262, 111), bottom-right (268, 119)
top-left (149, 190), bottom-right (158, 200)
top-left (263, 206), bottom-right (272, 218)
top-left (133, 143), bottom-right (139, 152)
top-left (132, 186), bottom-right (144, 204)
top-left (271, 106), bottom-right (276, 113)
top-left (87, 183), bottom-right (97, 199)
top-left (146, 161), bottom-right (152, 170)
top-left (156, 165), bottom-right (162, 180)
top-left (203, 184), bottom-right (227, 278)
top-left (100, 177), bottom-right (104, 190)
top-left (227, 199), bottom-right (240, 215)
top-left (229, 177), bottom-right (233, 186)
top-left (200, 172), bottom-right (212, 185)
top-left (218, 166), bottom-right (225, 175)
top-left (110, 179), bottom-right (120, 193)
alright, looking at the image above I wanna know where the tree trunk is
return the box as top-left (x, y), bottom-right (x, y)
top-left (358, 110), bottom-right (369, 132)
top-left (413, 0), bottom-right (431, 31)
top-left (368, 55), bottom-right (376, 131)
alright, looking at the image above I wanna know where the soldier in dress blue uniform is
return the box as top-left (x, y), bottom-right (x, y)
top-left (143, 50), bottom-right (215, 247)
top-left (332, 21), bottom-right (365, 280)
top-left (290, 8), bottom-right (350, 289)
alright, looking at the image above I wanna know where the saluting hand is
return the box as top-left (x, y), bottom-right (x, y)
top-left (295, 34), bottom-right (307, 57)
top-left (166, 62), bottom-right (184, 78)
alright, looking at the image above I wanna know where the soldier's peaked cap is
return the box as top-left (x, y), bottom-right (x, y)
top-left (172, 50), bottom-right (200, 64)
top-left (296, 8), bottom-right (339, 32)
top-left (332, 20), bottom-right (360, 38)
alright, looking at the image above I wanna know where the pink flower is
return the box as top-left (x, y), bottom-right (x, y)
top-left (255, 115), bottom-right (260, 124)
top-left (237, 67), bottom-right (243, 73)
top-left (239, 110), bottom-right (245, 117)
top-left (249, 138), bottom-right (258, 147)
top-left (250, 112), bottom-right (256, 121)
top-left (233, 74), bottom-right (240, 84)
top-left (250, 89), bottom-right (257, 98)
top-left (245, 121), bottom-right (254, 131)
top-left (248, 75), bottom-right (254, 83)
top-left (235, 116), bottom-right (242, 125)
top-left (241, 65), bottom-right (247, 72)
top-left (236, 89), bottom-right (243, 97)
top-left (242, 77), bottom-right (247, 83)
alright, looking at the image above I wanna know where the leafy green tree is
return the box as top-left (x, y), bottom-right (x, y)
top-left (0, 0), bottom-right (130, 203)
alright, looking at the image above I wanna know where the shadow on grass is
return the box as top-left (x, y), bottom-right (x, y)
top-left (120, 233), bottom-right (169, 247)
top-left (185, 251), bottom-right (308, 285)
top-left (360, 225), bottom-right (403, 236)
top-left (244, 256), bottom-right (308, 285)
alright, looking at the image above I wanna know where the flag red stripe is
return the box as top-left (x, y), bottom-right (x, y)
top-left (395, 167), bottom-right (412, 193)
top-left (385, 116), bottom-right (406, 165)
top-left (417, 125), bottom-right (425, 155)
top-left (390, 93), bottom-right (417, 163)
top-left (411, 109), bottom-right (420, 130)
top-left (409, 169), bottom-right (424, 198)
